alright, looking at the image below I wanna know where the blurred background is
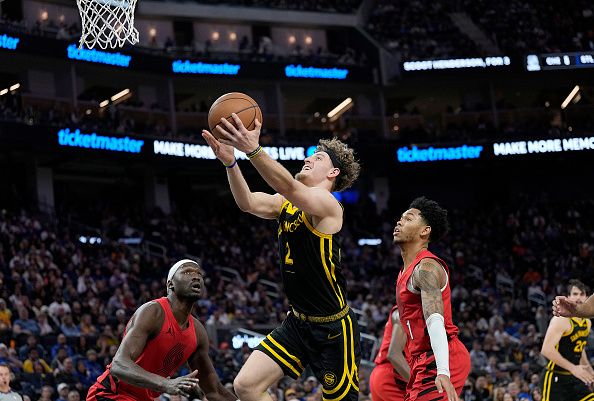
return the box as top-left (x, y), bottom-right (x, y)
top-left (1, 0), bottom-right (594, 400)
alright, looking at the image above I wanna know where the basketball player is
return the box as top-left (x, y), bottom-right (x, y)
top-left (554, 292), bottom-right (594, 319)
top-left (86, 259), bottom-right (237, 401)
top-left (392, 197), bottom-right (470, 401)
top-left (541, 279), bottom-right (594, 401)
top-left (202, 114), bottom-right (361, 401)
top-left (369, 305), bottom-right (410, 401)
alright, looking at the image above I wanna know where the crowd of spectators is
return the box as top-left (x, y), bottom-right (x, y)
top-left (462, 0), bottom-right (594, 55)
top-left (184, 0), bottom-right (362, 14)
top-left (1, 189), bottom-right (594, 401)
top-left (366, 0), bottom-right (479, 59)
top-left (0, 16), bottom-right (366, 68)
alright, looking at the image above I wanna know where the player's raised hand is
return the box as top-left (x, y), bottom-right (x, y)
top-left (202, 130), bottom-right (235, 166)
top-left (553, 296), bottom-right (578, 317)
top-left (435, 374), bottom-right (459, 401)
top-left (163, 370), bottom-right (201, 398)
top-left (216, 113), bottom-right (262, 155)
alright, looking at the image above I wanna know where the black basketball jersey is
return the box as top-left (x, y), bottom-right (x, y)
top-left (277, 200), bottom-right (347, 316)
top-left (546, 317), bottom-right (591, 373)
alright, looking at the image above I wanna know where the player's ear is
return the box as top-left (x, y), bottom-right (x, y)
top-left (421, 225), bottom-right (431, 240)
top-left (327, 168), bottom-right (340, 179)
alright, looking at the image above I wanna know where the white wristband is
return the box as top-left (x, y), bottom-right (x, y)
top-left (426, 313), bottom-right (450, 377)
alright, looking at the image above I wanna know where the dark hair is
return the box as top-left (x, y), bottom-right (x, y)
top-left (567, 279), bottom-right (587, 295)
top-left (409, 196), bottom-right (449, 242)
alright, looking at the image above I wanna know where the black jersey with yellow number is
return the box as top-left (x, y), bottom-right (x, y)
top-left (277, 200), bottom-right (347, 316)
top-left (546, 317), bottom-right (591, 373)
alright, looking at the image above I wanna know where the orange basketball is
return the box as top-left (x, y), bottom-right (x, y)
top-left (208, 92), bottom-right (263, 140)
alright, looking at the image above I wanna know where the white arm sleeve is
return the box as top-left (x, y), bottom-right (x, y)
top-left (426, 313), bottom-right (450, 377)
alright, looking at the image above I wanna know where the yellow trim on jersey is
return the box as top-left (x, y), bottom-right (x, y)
top-left (260, 341), bottom-right (301, 377)
top-left (320, 238), bottom-right (345, 308)
top-left (279, 199), bottom-right (290, 215)
top-left (546, 343), bottom-right (560, 371)
top-left (322, 315), bottom-right (359, 400)
top-left (562, 318), bottom-right (575, 337)
top-left (578, 393), bottom-right (594, 401)
top-left (542, 370), bottom-right (552, 401)
top-left (266, 335), bottom-right (304, 370)
top-left (323, 318), bottom-right (350, 395)
top-left (302, 212), bottom-right (332, 239)
top-left (328, 239), bottom-right (346, 307)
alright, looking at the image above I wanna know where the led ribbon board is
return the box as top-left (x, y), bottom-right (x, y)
top-left (284, 64), bottom-right (349, 80)
top-left (397, 145), bottom-right (484, 162)
top-left (66, 44), bottom-right (132, 67)
top-left (57, 128), bottom-right (144, 153)
top-left (0, 34), bottom-right (20, 50)
top-left (527, 52), bottom-right (594, 71)
top-left (403, 56), bottom-right (511, 71)
top-left (154, 140), bottom-right (307, 161)
top-left (493, 136), bottom-right (594, 156)
top-left (172, 60), bottom-right (241, 75)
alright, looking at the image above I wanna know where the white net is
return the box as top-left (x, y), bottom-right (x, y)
top-left (77, 0), bottom-right (139, 49)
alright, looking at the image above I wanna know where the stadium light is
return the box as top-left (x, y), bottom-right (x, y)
top-left (111, 88), bottom-right (130, 103)
top-left (99, 99), bottom-right (109, 108)
top-left (327, 98), bottom-right (353, 122)
top-left (9, 83), bottom-right (20, 91)
top-left (561, 85), bottom-right (580, 109)
top-left (0, 89), bottom-right (8, 96)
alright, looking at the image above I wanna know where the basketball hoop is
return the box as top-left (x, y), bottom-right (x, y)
top-left (76, 0), bottom-right (139, 49)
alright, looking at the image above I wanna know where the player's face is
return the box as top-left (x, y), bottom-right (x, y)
top-left (295, 151), bottom-right (337, 186)
top-left (568, 286), bottom-right (587, 304)
top-left (393, 208), bottom-right (427, 244)
top-left (172, 263), bottom-right (204, 300)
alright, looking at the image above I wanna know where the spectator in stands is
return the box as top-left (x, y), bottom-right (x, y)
top-left (56, 383), bottom-right (69, 401)
top-left (36, 307), bottom-right (55, 336)
top-left (51, 335), bottom-right (73, 360)
top-left (38, 385), bottom-right (54, 401)
top-left (49, 295), bottom-right (71, 322)
top-left (22, 349), bottom-right (51, 374)
top-left (0, 299), bottom-right (11, 329)
top-left (12, 308), bottom-right (40, 337)
top-left (18, 335), bottom-right (45, 360)
top-left (0, 344), bottom-right (22, 373)
top-left (55, 357), bottom-right (78, 388)
top-left (60, 314), bottom-right (81, 338)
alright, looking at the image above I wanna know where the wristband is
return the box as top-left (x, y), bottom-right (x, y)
top-left (223, 159), bottom-right (237, 168)
top-left (246, 146), bottom-right (263, 159)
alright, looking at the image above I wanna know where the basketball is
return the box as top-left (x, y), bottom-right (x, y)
top-left (208, 92), bottom-right (263, 140)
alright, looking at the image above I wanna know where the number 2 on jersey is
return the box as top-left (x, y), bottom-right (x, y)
top-left (285, 242), bottom-right (294, 265)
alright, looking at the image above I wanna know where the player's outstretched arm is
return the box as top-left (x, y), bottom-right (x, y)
top-left (386, 310), bottom-right (411, 381)
top-left (554, 294), bottom-right (594, 318)
top-left (203, 130), bottom-right (283, 219)
top-left (189, 319), bottom-right (237, 401)
top-left (413, 258), bottom-right (458, 401)
top-left (215, 114), bottom-right (341, 219)
top-left (110, 302), bottom-right (201, 397)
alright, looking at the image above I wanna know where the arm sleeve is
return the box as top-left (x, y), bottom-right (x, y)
top-left (426, 313), bottom-right (450, 377)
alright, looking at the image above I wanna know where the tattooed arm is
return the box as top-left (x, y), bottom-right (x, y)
top-left (412, 258), bottom-right (459, 401)
top-left (411, 258), bottom-right (446, 319)
top-left (110, 302), bottom-right (201, 397)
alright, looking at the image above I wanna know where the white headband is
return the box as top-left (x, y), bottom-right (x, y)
top-left (167, 259), bottom-right (199, 282)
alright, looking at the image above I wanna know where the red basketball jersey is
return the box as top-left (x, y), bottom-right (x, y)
top-left (395, 249), bottom-right (459, 359)
top-left (88, 297), bottom-right (198, 401)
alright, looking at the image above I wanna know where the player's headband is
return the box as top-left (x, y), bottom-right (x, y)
top-left (167, 259), bottom-right (199, 282)
top-left (317, 148), bottom-right (342, 171)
